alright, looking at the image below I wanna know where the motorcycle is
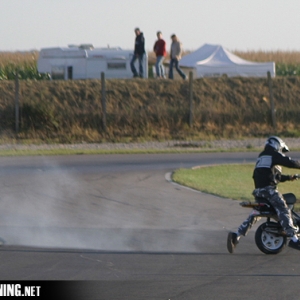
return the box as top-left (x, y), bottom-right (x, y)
top-left (240, 182), bottom-right (300, 254)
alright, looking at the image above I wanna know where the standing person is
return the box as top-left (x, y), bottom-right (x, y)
top-left (153, 31), bottom-right (167, 78)
top-left (130, 27), bottom-right (146, 78)
top-left (227, 136), bottom-right (300, 254)
top-left (168, 34), bottom-right (187, 80)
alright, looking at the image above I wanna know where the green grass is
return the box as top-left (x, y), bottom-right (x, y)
top-left (172, 164), bottom-right (300, 210)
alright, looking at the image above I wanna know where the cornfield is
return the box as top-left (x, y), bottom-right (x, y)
top-left (234, 50), bottom-right (300, 76)
top-left (0, 51), bottom-right (49, 80)
top-left (1, 50), bottom-right (300, 80)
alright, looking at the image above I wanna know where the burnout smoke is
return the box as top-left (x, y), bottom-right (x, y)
top-left (0, 155), bottom-right (209, 253)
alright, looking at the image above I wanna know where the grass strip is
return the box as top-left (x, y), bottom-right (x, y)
top-left (172, 164), bottom-right (300, 210)
top-left (0, 147), bottom-right (264, 157)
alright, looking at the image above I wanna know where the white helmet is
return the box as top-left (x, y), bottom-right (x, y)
top-left (265, 136), bottom-right (289, 153)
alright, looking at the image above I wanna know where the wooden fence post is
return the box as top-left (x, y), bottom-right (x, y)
top-left (188, 71), bottom-right (193, 127)
top-left (101, 72), bottom-right (107, 132)
top-left (267, 71), bottom-right (276, 131)
top-left (15, 71), bottom-right (19, 134)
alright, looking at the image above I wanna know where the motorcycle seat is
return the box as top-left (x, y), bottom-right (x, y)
top-left (283, 193), bottom-right (297, 205)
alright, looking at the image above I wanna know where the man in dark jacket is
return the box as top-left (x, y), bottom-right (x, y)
top-left (227, 136), bottom-right (300, 253)
top-left (130, 28), bottom-right (145, 78)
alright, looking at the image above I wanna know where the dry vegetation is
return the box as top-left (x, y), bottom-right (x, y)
top-left (233, 50), bottom-right (300, 64)
top-left (0, 51), bottom-right (300, 143)
top-left (0, 51), bottom-right (38, 67)
top-left (0, 77), bottom-right (300, 143)
top-left (0, 51), bottom-right (48, 80)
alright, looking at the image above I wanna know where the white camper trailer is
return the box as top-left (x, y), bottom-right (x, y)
top-left (37, 44), bottom-right (148, 79)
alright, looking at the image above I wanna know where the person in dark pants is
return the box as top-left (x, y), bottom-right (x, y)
top-left (130, 27), bottom-right (145, 78)
top-left (168, 34), bottom-right (187, 80)
top-left (227, 136), bottom-right (300, 253)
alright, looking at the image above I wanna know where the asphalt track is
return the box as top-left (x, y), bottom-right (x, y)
top-left (1, 152), bottom-right (300, 300)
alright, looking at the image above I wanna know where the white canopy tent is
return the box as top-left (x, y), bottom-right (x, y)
top-left (179, 44), bottom-right (275, 78)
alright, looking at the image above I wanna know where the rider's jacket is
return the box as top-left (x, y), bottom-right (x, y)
top-left (253, 146), bottom-right (300, 188)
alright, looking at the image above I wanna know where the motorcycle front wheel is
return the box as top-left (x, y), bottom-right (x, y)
top-left (255, 222), bottom-right (287, 254)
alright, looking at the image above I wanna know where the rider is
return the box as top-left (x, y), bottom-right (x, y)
top-left (227, 136), bottom-right (300, 253)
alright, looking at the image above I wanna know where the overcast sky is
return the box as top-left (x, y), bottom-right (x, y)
top-left (1, 0), bottom-right (300, 52)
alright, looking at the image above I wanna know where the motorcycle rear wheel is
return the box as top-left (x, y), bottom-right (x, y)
top-left (255, 222), bottom-right (287, 254)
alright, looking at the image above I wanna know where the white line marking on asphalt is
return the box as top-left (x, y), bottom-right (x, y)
top-left (164, 172), bottom-right (203, 194)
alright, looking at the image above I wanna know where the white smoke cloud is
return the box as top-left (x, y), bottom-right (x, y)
top-left (0, 159), bottom-right (213, 253)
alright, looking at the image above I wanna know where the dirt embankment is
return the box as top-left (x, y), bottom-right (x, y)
top-left (0, 77), bottom-right (299, 143)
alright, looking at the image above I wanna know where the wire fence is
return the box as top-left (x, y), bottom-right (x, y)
top-left (7, 71), bottom-right (291, 142)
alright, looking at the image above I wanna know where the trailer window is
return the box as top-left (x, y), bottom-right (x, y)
top-left (107, 62), bottom-right (126, 70)
top-left (51, 66), bottom-right (65, 80)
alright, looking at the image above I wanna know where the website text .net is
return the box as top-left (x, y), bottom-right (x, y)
top-left (0, 284), bottom-right (41, 297)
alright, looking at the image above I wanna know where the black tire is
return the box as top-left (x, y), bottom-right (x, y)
top-left (255, 222), bottom-right (287, 254)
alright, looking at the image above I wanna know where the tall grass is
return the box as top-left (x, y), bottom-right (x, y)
top-left (0, 77), bottom-right (300, 143)
top-left (0, 51), bottom-right (49, 80)
top-left (233, 50), bottom-right (300, 76)
top-left (233, 50), bottom-right (300, 64)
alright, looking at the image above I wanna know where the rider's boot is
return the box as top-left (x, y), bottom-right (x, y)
top-left (288, 239), bottom-right (300, 250)
top-left (227, 232), bottom-right (239, 254)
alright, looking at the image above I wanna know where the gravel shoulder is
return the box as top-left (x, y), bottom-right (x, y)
top-left (0, 138), bottom-right (299, 152)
